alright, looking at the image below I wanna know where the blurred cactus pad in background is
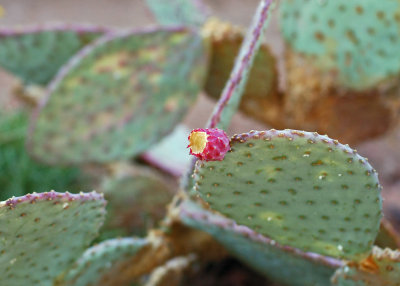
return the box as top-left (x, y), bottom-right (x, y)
top-left (1, 0), bottom-right (400, 285)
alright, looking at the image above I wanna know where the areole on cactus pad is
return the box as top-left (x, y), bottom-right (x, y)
top-left (192, 129), bottom-right (382, 260)
top-left (0, 191), bottom-right (106, 286)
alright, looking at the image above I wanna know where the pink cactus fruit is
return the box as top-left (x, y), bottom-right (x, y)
top-left (188, 128), bottom-right (230, 161)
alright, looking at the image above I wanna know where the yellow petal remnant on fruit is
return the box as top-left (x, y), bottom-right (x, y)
top-left (189, 131), bottom-right (208, 154)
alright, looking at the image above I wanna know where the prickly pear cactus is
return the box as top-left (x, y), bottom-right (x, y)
top-left (192, 129), bottom-right (382, 260)
top-left (331, 247), bottom-right (400, 286)
top-left (146, 0), bottom-right (209, 27)
top-left (0, 191), bottom-right (106, 286)
top-left (279, 0), bottom-right (400, 144)
top-left (28, 27), bottom-right (208, 164)
top-left (280, 0), bottom-right (400, 89)
top-left (202, 18), bottom-right (282, 128)
top-left (61, 237), bottom-right (149, 286)
top-left (179, 199), bottom-right (341, 286)
top-left (0, 24), bottom-right (107, 85)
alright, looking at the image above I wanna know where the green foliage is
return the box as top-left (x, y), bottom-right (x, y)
top-left (0, 191), bottom-right (106, 286)
top-left (193, 130), bottom-right (382, 260)
top-left (28, 28), bottom-right (207, 165)
top-left (280, 0), bottom-right (400, 89)
top-left (0, 25), bottom-right (105, 85)
top-left (0, 111), bottom-right (85, 200)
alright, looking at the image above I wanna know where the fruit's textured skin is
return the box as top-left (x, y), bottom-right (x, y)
top-left (0, 191), bottom-right (106, 286)
top-left (0, 24), bottom-right (107, 85)
top-left (62, 238), bottom-right (149, 286)
top-left (28, 27), bottom-right (208, 165)
top-left (280, 0), bottom-right (400, 90)
top-left (179, 199), bottom-right (341, 286)
top-left (193, 129), bottom-right (382, 260)
top-left (188, 128), bottom-right (230, 161)
top-left (331, 247), bottom-right (400, 286)
top-left (202, 18), bottom-right (282, 128)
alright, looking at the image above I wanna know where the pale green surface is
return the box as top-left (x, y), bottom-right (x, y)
top-left (29, 29), bottom-right (207, 164)
top-left (0, 192), bottom-right (106, 286)
top-left (145, 124), bottom-right (191, 176)
top-left (280, 0), bottom-right (400, 89)
top-left (0, 28), bottom-right (102, 85)
top-left (193, 129), bottom-right (382, 260)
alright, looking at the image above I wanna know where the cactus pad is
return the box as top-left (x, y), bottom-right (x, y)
top-left (179, 200), bottom-right (341, 286)
top-left (280, 0), bottom-right (400, 89)
top-left (62, 238), bottom-right (149, 286)
top-left (0, 24), bottom-right (106, 85)
top-left (331, 247), bottom-right (400, 286)
top-left (146, 0), bottom-right (209, 27)
top-left (0, 191), bottom-right (106, 286)
top-left (28, 27), bottom-right (207, 164)
top-left (193, 129), bottom-right (382, 260)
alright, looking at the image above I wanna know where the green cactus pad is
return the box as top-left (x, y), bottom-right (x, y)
top-left (28, 27), bottom-right (208, 165)
top-left (179, 200), bottom-right (341, 286)
top-left (62, 237), bottom-right (149, 286)
top-left (0, 191), bottom-right (106, 286)
top-left (100, 166), bottom-right (175, 238)
top-left (146, 0), bottom-right (208, 27)
top-left (193, 129), bottom-right (382, 260)
top-left (142, 124), bottom-right (192, 177)
top-left (280, 0), bottom-right (400, 89)
top-left (0, 24), bottom-right (106, 85)
top-left (331, 247), bottom-right (400, 286)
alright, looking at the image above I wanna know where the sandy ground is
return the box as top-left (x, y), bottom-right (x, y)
top-left (1, 1), bottom-right (400, 218)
